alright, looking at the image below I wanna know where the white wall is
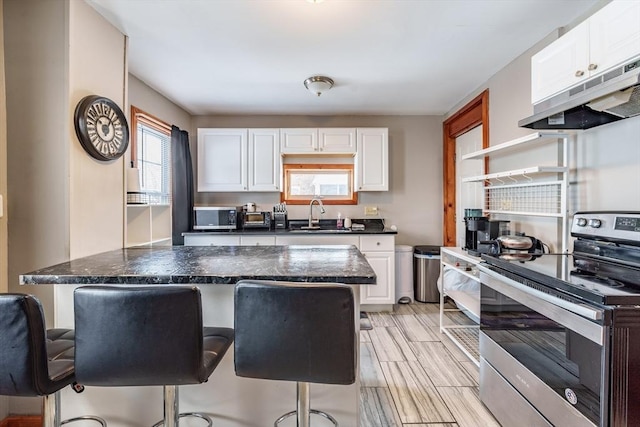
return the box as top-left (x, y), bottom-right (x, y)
top-left (191, 115), bottom-right (443, 246)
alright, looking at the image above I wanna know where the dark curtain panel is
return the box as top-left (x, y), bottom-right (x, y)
top-left (171, 126), bottom-right (194, 245)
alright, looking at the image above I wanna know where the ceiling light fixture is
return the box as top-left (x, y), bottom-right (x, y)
top-left (304, 76), bottom-right (334, 97)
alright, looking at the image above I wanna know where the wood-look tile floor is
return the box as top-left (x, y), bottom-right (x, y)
top-left (360, 302), bottom-right (500, 427)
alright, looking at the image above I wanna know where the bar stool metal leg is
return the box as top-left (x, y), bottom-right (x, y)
top-left (274, 382), bottom-right (339, 427)
top-left (152, 385), bottom-right (213, 427)
top-left (43, 391), bottom-right (107, 427)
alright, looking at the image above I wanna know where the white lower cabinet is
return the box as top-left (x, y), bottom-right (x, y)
top-left (359, 235), bottom-right (395, 305)
top-left (360, 251), bottom-right (394, 305)
top-left (183, 234), bottom-right (241, 246)
top-left (240, 235), bottom-right (276, 246)
top-left (184, 232), bottom-right (396, 308)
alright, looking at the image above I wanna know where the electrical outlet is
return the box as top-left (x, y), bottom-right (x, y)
top-left (364, 206), bottom-right (378, 216)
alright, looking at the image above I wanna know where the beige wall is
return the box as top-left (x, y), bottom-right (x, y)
top-left (0, 0), bottom-right (7, 420)
top-left (192, 115), bottom-right (443, 246)
top-left (68, 0), bottom-right (126, 260)
top-left (0, 0), bottom-right (6, 296)
top-left (129, 74), bottom-right (191, 132)
top-left (4, 0), bottom-right (126, 414)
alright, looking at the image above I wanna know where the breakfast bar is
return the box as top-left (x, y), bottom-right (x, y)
top-left (20, 245), bottom-right (376, 427)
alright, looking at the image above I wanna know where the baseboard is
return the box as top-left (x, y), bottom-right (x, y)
top-left (0, 415), bottom-right (42, 427)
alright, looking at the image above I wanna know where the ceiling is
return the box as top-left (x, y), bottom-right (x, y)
top-left (87, 0), bottom-right (600, 116)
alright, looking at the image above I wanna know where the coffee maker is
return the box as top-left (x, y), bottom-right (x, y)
top-left (464, 216), bottom-right (509, 256)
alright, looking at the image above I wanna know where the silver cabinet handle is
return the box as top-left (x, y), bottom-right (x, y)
top-left (588, 63), bottom-right (598, 71)
top-left (376, 242), bottom-right (380, 246)
top-left (575, 70), bottom-right (585, 77)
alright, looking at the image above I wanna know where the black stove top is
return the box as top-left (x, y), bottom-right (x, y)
top-left (481, 253), bottom-right (640, 306)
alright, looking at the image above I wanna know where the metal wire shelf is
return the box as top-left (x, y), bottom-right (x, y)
top-left (485, 181), bottom-right (563, 216)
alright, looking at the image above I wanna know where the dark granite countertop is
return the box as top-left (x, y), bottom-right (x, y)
top-left (20, 245), bottom-right (376, 285)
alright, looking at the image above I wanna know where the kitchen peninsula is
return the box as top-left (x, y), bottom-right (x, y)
top-left (20, 245), bottom-right (375, 427)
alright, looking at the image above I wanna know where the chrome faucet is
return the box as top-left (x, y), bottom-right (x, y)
top-left (308, 198), bottom-right (326, 228)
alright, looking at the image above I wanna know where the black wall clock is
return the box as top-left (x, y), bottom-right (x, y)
top-left (74, 95), bottom-right (129, 161)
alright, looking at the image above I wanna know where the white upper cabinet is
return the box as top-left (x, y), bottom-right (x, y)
top-left (589, 0), bottom-right (640, 73)
top-left (356, 128), bottom-right (389, 191)
top-left (531, 20), bottom-right (589, 104)
top-left (281, 128), bottom-right (356, 154)
top-left (197, 128), bottom-right (280, 192)
top-left (280, 128), bottom-right (318, 153)
top-left (531, 0), bottom-right (640, 104)
top-left (318, 128), bottom-right (356, 153)
top-left (197, 128), bottom-right (248, 192)
top-left (248, 129), bottom-right (281, 192)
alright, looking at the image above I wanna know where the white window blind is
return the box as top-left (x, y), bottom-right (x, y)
top-left (136, 123), bottom-right (171, 205)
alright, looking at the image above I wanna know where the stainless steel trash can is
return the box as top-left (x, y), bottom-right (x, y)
top-left (413, 245), bottom-right (441, 303)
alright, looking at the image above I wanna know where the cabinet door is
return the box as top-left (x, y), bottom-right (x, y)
top-left (183, 234), bottom-right (241, 246)
top-left (318, 128), bottom-right (356, 153)
top-left (280, 128), bottom-right (318, 153)
top-left (531, 20), bottom-right (589, 104)
top-left (240, 235), bottom-right (277, 246)
top-left (197, 129), bottom-right (248, 192)
top-left (248, 129), bottom-right (281, 192)
top-left (356, 128), bottom-right (389, 191)
top-left (589, 0), bottom-right (640, 74)
top-left (360, 251), bottom-right (394, 305)
top-left (275, 235), bottom-right (359, 246)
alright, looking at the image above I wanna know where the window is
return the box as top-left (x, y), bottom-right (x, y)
top-left (131, 106), bottom-right (171, 205)
top-left (283, 164), bottom-right (357, 205)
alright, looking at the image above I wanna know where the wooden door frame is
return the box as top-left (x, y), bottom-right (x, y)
top-left (442, 90), bottom-right (489, 247)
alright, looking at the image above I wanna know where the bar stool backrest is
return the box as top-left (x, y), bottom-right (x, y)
top-left (74, 286), bottom-right (206, 386)
top-left (0, 294), bottom-right (61, 396)
top-left (234, 281), bottom-right (356, 385)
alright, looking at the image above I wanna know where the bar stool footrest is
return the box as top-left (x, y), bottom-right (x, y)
top-left (152, 412), bottom-right (213, 427)
top-left (60, 415), bottom-right (107, 426)
top-left (274, 409), bottom-right (338, 427)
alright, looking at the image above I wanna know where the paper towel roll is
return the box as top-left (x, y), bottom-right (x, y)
top-left (126, 168), bottom-right (141, 192)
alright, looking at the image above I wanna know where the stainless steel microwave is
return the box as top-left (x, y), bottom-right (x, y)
top-left (193, 206), bottom-right (241, 230)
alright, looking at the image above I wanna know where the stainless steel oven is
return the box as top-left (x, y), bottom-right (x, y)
top-left (478, 211), bottom-right (640, 427)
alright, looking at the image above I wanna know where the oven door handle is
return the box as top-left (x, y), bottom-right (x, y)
top-left (479, 266), bottom-right (604, 346)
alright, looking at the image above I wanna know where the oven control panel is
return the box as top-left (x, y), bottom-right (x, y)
top-left (571, 211), bottom-right (640, 243)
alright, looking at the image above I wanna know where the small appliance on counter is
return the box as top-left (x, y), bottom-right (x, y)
top-left (193, 206), bottom-right (242, 230)
top-left (241, 211), bottom-right (272, 230)
top-left (273, 203), bottom-right (287, 230)
top-left (464, 215), bottom-right (510, 256)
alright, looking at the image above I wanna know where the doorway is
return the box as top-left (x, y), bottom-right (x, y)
top-left (442, 90), bottom-right (489, 248)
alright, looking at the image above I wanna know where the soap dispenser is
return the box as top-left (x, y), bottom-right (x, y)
top-left (336, 212), bottom-right (343, 229)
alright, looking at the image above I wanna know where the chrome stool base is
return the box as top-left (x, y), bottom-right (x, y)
top-left (61, 416), bottom-right (107, 426)
top-left (274, 409), bottom-right (338, 427)
top-left (43, 391), bottom-right (107, 427)
top-left (273, 382), bottom-right (338, 427)
top-left (152, 385), bottom-right (213, 427)
top-left (152, 412), bottom-right (213, 427)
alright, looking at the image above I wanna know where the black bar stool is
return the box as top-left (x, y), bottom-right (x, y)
top-left (0, 294), bottom-right (106, 427)
top-left (234, 280), bottom-right (356, 427)
top-left (73, 285), bottom-right (234, 427)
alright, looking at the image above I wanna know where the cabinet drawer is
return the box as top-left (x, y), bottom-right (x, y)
top-left (359, 235), bottom-right (394, 252)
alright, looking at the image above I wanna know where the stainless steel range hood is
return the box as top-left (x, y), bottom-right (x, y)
top-left (519, 58), bottom-right (640, 130)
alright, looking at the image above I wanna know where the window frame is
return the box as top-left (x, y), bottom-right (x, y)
top-left (281, 163), bottom-right (358, 205)
top-left (130, 106), bottom-right (172, 203)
